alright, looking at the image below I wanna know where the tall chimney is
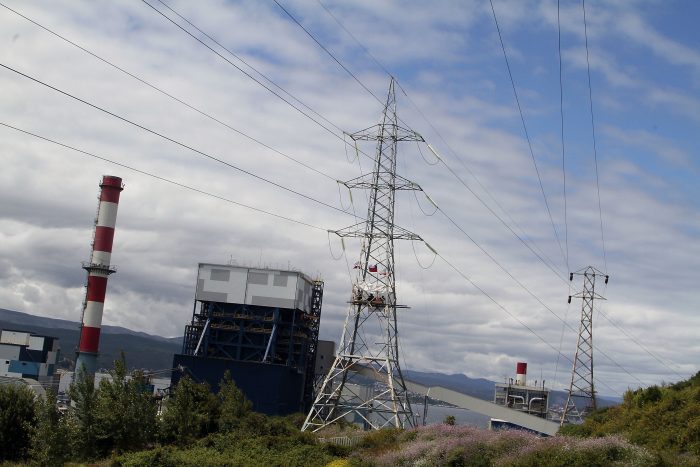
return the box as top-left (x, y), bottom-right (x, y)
top-left (75, 175), bottom-right (124, 376)
top-left (515, 362), bottom-right (527, 386)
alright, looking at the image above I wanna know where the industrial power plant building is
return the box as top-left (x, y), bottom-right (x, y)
top-left (171, 263), bottom-right (324, 416)
top-left (0, 329), bottom-right (60, 384)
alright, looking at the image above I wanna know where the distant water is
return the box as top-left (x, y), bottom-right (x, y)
top-left (413, 403), bottom-right (490, 429)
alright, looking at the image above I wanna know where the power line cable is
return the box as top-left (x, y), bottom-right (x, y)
top-left (152, 0), bottom-right (343, 136)
top-left (0, 121), bottom-right (327, 231)
top-left (262, 0), bottom-right (572, 296)
top-left (597, 307), bottom-right (686, 380)
top-left (140, 0), bottom-right (341, 141)
top-left (582, 0), bottom-right (608, 273)
top-left (311, 0), bottom-right (568, 281)
top-left (489, 0), bottom-right (568, 269)
top-left (417, 195), bottom-right (645, 388)
top-left (143, 0), bottom-right (380, 218)
top-left (557, 0), bottom-right (570, 272)
top-left (431, 249), bottom-right (624, 395)
top-left (0, 62), bottom-right (353, 217)
top-left (271, 0), bottom-right (385, 108)
top-left (141, 0), bottom-right (378, 169)
top-left (0, 2), bottom-right (336, 183)
top-left (554, 0), bottom-right (573, 392)
top-left (316, 0), bottom-right (392, 77)
top-left (313, 0), bottom-right (673, 387)
top-left (426, 145), bottom-right (567, 281)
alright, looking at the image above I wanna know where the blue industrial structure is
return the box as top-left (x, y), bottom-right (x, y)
top-left (0, 329), bottom-right (60, 383)
top-left (171, 264), bottom-right (323, 415)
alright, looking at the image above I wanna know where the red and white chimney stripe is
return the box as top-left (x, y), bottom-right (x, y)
top-left (515, 362), bottom-right (527, 386)
top-left (78, 176), bottom-right (123, 357)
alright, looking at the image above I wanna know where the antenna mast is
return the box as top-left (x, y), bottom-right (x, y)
top-left (303, 78), bottom-right (424, 431)
top-left (561, 266), bottom-right (609, 425)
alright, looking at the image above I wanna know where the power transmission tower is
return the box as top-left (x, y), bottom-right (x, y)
top-left (302, 78), bottom-right (424, 432)
top-left (561, 266), bottom-right (609, 425)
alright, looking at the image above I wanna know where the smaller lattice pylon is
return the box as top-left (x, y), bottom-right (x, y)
top-left (561, 266), bottom-right (609, 426)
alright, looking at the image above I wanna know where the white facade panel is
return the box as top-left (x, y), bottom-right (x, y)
top-left (2, 371), bottom-right (23, 378)
top-left (0, 344), bottom-right (21, 360)
top-left (195, 264), bottom-right (248, 304)
top-left (28, 335), bottom-right (45, 351)
top-left (244, 269), bottom-right (298, 309)
top-left (195, 263), bottom-right (315, 310)
top-left (46, 351), bottom-right (58, 365)
top-left (0, 330), bottom-right (30, 346)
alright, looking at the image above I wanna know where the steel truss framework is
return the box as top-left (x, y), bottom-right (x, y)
top-left (561, 266), bottom-right (609, 425)
top-left (303, 79), bottom-right (424, 432)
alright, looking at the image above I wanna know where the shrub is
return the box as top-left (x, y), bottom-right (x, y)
top-left (0, 384), bottom-right (36, 461)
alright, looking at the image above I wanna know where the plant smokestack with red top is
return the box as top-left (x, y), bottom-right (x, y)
top-left (515, 362), bottom-right (527, 386)
top-left (75, 175), bottom-right (124, 376)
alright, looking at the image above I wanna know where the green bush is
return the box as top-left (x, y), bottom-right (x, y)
top-left (561, 370), bottom-right (700, 460)
top-left (0, 384), bottom-right (36, 462)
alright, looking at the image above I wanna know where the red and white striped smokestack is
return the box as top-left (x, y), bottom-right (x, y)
top-left (515, 362), bottom-right (527, 386)
top-left (75, 175), bottom-right (123, 376)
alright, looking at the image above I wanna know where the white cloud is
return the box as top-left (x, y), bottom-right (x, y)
top-left (0, 0), bottom-right (698, 398)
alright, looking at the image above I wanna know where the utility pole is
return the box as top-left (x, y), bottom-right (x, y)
top-left (302, 78), bottom-right (424, 432)
top-left (561, 266), bottom-right (608, 425)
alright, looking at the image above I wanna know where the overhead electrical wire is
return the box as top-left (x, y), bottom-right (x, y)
top-left (0, 62), bottom-right (354, 218)
top-left (488, 0), bottom-right (568, 270)
top-left (596, 307), bottom-right (686, 380)
top-left (0, 2), bottom-right (337, 183)
top-left (308, 0), bottom-right (569, 281)
top-left (140, 0), bottom-right (341, 142)
top-left (431, 249), bottom-right (625, 395)
top-left (558, 0), bottom-right (570, 273)
top-left (152, 0), bottom-right (343, 136)
top-left (271, 0), bottom-right (385, 109)
top-left (552, 2), bottom-right (682, 384)
top-left (316, 0), bottom-right (392, 78)
top-left (140, 0), bottom-right (378, 174)
top-left (0, 121), bottom-right (327, 231)
top-left (582, 0), bottom-right (608, 273)
top-left (427, 145), bottom-right (568, 282)
top-left (7, 2), bottom-right (665, 388)
top-left (553, 0), bottom-right (572, 391)
top-left (363, 159), bottom-right (642, 389)
top-left (285, 2), bottom-right (670, 385)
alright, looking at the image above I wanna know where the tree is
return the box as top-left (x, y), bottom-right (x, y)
top-left (95, 354), bottom-right (158, 454)
top-left (0, 383), bottom-right (36, 461)
top-left (68, 364), bottom-right (99, 460)
top-left (30, 389), bottom-right (71, 466)
top-left (218, 370), bottom-right (252, 432)
top-left (160, 375), bottom-right (219, 445)
top-left (443, 415), bottom-right (456, 426)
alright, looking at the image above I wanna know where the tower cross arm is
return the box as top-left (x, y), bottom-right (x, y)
top-left (342, 174), bottom-right (422, 191)
top-left (329, 224), bottom-right (422, 242)
top-left (349, 124), bottom-right (424, 142)
top-left (570, 292), bottom-right (607, 300)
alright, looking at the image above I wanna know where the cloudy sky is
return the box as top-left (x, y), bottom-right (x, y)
top-left (1, 0), bottom-right (698, 397)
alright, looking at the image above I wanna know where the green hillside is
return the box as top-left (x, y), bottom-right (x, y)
top-left (561, 371), bottom-right (700, 464)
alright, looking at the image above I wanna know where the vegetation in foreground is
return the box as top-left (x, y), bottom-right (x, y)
top-left (347, 424), bottom-right (655, 466)
top-left (3, 358), bottom-right (699, 466)
top-left (560, 370), bottom-right (700, 465)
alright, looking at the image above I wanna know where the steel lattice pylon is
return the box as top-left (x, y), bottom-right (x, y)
top-left (302, 78), bottom-right (424, 432)
top-left (561, 266), bottom-right (609, 425)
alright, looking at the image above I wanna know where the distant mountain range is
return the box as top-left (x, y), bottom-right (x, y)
top-left (0, 308), bottom-right (181, 372)
top-left (0, 308), bottom-right (619, 406)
